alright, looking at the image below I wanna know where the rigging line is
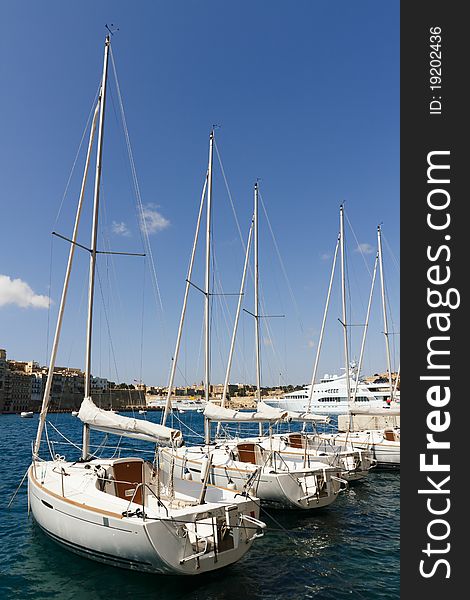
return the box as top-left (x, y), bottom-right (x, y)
top-left (100, 194), bottom-right (148, 392)
top-left (99, 106), bottom-right (154, 384)
top-left (110, 48), bottom-right (163, 310)
top-left (214, 139), bottom-right (266, 379)
top-left (259, 190), bottom-right (304, 333)
top-left (211, 278), bottom-right (225, 387)
top-left (344, 211), bottom-right (373, 277)
top-left (7, 467), bottom-right (29, 509)
top-left (257, 288), bottom-right (284, 385)
top-left (44, 421), bottom-right (55, 460)
top-left (210, 239), bottom-right (225, 381)
top-left (170, 413), bottom-right (205, 440)
top-left (60, 258), bottom-right (89, 381)
top-left (139, 256), bottom-right (146, 389)
top-left (256, 302), bottom-right (273, 388)
top-left (98, 194), bottom-right (127, 382)
top-left (344, 225), bottom-right (362, 366)
top-left (173, 358), bottom-right (191, 389)
top-left (45, 235), bottom-right (54, 366)
top-left (213, 139), bottom-right (284, 379)
top-left (213, 138), bottom-right (246, 252)
top-left (95, 262), bottom-right (121, 385)
top-left (344, 210), bottom-right (367, 322)
top-left (109, 47), bottom-right (169, 358)
top-left (46, 421), bottom-right (109, 459)
top-left (194, 309), bottom-right (205, 388)
top-left (213, 266), bottom-right (234, 382)
top-left (383, 232), bottom-right (400, 274)
top-left (104, 90), bottom-right (146, 395)
top-left (212, 249), bottom-right (251, 381)
top-left (384, 277), bottom-right (398, 373)
top-left (53, 84), bottom-right (101, 227)
top-left (345, 241), bottom-right (363, 365)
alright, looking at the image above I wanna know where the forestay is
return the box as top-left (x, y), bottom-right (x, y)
top-left (78, 397), bottom-right (183, 445)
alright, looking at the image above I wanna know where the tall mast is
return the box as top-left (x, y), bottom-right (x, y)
top-left (377, 224), bottom-right (394, 402)
top-left (221, 217), bottom-right (254, 409)
top-left (254, 183), bottom-right (261, 401)
top-left (203, 131), bottom-right (214, 445)
top-left (205, 131), bottom-right (214, 406)
top-left (306, 234), bottom-right (340, 413)
top-left (216, 215), bottom-right (254, 438)
top-left (340, 205), bottom-right (351, 407)
top-left (82, 35), bottom-right (111, 460)
top-left (393, 364), bottom-right (400, 398)
top-left (351, 251), bottom-right (379, 403)
top-left (33, 102), bottom-right (100, 458)
top-left (254, 183), bottom-right (263, 435)
top-left (162, 175), bottom-right (208, 427)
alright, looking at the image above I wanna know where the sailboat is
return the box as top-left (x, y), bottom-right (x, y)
top-left (160, 173), bottom-right (346, 508)
top-left (218, 200), bottom-right (375, 483)
top-left (28, 36), bottom-right (266, 575)
top-left (265, 218), bottom-right (388, 416)
top-left (313, 214), bottom-right (400, 468)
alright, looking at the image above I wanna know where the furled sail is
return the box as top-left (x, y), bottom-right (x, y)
top-left (286, 411), bottom-right (331, 424)
top-left (78, 397), bottom-right (183, 446)
top-left (204, 401), bottom-right (288, 422)
top-left (348, 404), bottom-right (400, 416)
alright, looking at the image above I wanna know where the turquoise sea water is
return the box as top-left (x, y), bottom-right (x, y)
top-left (0, 412), bottom-right (399, 599)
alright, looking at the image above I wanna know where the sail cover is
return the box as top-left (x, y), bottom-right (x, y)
top-left (256, 401), bottom-right (289, 420)
top-left (348, 404), bottom-right (400, 416)
top-left (286, 411), bottom-right (330, 424)
top-left (204, 401), bottom-right (288, 422)
top-left (78, 397), bottom-right (183, 446)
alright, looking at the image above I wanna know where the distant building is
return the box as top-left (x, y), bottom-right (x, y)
top-left (31, 373), bottom-right (44, 402)
top-left (0, 349), bottom-right (7, 410)
top-left (0, 349), bottom-right (34, 413)
top-left (91, 377), bottom-right (109, 393)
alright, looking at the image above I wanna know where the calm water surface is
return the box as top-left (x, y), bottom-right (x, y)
top-left (0, 412), bottom-right (399, 599)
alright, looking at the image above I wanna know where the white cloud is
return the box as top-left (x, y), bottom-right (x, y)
top-left (140, 205), bottom-right (170, 234)
top-left (320, 253), bottom-right (332, 261)
top-left (355, 243), bottom-right (375, 255)
top-left (263, 337), bottom-right (273, 347)
top-left (0, 274), bottom-right (51, 309)
top-left (307, 339), bottom-right (316, 348)
top-left (112, 221), bottom-right (130, 237)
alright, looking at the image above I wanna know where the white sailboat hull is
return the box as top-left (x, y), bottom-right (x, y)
top-left (161, 446), bottom-right (345, 510)
top-left (252, 434), bottom-right (376, 482)
top-left (317, 431), bottom-right (400, 468)
top-left (28, 458), bottom-right (263, 575)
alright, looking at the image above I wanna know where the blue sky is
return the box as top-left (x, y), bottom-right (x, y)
top-left (0, 1), bottom-right (399, 388)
